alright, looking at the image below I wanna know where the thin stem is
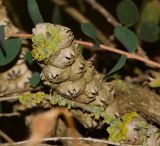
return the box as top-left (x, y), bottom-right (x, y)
top-left (2, 137), bottom-right (142, 146)
top-left (0, 113), bottom-right (20, 117)
top-left (6, 33), bottom-right (32, 38)
top-left (5, 33), bottom-right (160, 68)
top-left (85, 0), bottom-right (119, 26)
top-left (75, 40), bottom-right (160, 68)
top-left (0, 129), bottom-right (14, 143)
top-left (0, 96), bottom-right (18, 102)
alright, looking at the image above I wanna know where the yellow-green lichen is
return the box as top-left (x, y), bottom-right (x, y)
top-left (19, 92), bottom-right (46, 106)
top-left (31, 24), bottom-right (63, 61)
top-left (107, 112), bottom-right (139, 142)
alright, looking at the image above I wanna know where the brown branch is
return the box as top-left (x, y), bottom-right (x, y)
top-left (0, 96), bottom-right (18, 102)
top-left (1, 137), bottom-right (142, 146)
top-left (5, 33), bottom-right (32, 38)
top-left (85, 0), bottom-right (119, 26)
top-left (75, 40), bottom-right (160, 68)
top-left (0, 129), bottom-right (14, 143)
top-left (0, 112), bottom-right (20, 117)
top-left (5, 33), bottom-right (160, 68)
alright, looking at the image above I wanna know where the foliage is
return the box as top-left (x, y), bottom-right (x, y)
top-left (81, 23), bottom-right (100, 48)
top-left (139, 0), bottom-right (160, 42)
top-left (25, 51), bottom-right (34, 65)
top-left (117, 0), bottom-right (139, 26)
top-left (0, 26), bottom-right (22, 66)
top-left (30, 72), bottom-right (41, 87)
top-left (27, 0), bottom-right (44, 25)
top-left (107, 55), bottom-right (126, 75)
top-left (114, 25), bottom-right (138, 53)
top-left (1, 0), bottom-right (160, 145)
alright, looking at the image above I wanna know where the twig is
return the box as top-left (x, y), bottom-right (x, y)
top-left (0, 129), bottom-right (14, 143)
top-left (0, 112), bottom-right (20, 117)
top-left (85, 0), bottom-right (119, 26)
top-left (52, 0), bottom-right (108, 43)
top-left (0, 87), bottom-right (41, 97)
top-left (0, 96), bottom-right (18, 102)
top-left (75, 40), bottom-right (160, 68)
top-left (5, 33), bottom-right (32, 38)
top-left (1, 137), bottom-right (141, 146)
top-left (5, 33), bottom-right (160, 68)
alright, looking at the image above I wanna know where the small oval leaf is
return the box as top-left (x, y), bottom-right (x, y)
top-left (81, 23), bottom-right (97, 39)
top-left (114, 25), bottom-right (138, 53)
top-left (117, 0), bottom-right (139, 26)
top-left (25, 51), bottom-right (34, 65)
top-left (139, 22), bottom-right (160, 43)
top-left (107, 55), bottom-right (126, 75)
top-left (81, 23), bottom-right (100, 48)
top-left (0, 38), bottom-right (21, 66)
top-left (30, 72), bottom-right (41, 87)
top-left (27, 0), bottom-right (44, 25)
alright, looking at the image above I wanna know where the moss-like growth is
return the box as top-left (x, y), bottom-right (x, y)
top-left (107, 112), bottom-right (138, 142)
top-left (19, 92), bottom-right (46, 106)
top-left (31, 24), bottom-right (64, 61)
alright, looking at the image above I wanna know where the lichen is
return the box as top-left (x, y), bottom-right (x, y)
top-left (31, 24), bottom-right (63, 61)
top-left (19, 92), bottom-right (46, 106)
top-left (107, 112), bottom-right (139, 142)
top-left (137, 120), bottom-right (149, 146)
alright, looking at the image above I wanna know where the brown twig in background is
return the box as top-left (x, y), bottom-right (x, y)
top-left (26, 108), bottom-right (81, 146)
top-left (76, 40), bottom-right (160, 68)
top-left (0, 96), bottom-right (18, 102)
top-left (52, 0), bottom-right (108, 43)
top-left (0, 129), bottom-right (14, 143)
top-left (5, 33), bottom-right (160, 68)
top-left (5, 33), bottom-right (32, 38)
top-left (0, 87), bottom-right (41, 97)
top-left (0, 112), bottom-right (20, 117)
top-left (85, 0), bottom-right (149, 59)
top-left (0, 137), bottom-right (142, 146)
top-left (85, 0), bottom-right (119, 26)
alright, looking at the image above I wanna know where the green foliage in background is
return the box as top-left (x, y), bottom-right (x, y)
top-left (139, 0), bottom-right (160, 43)
top-left (27, 0), bottom-right (44, 25)
top-left (81, 23), bottom-right (100, 48)
top-left (0, 26), bottom-right (21, 66)
top-left (114, 25), bottom-right (138, 53)
top-left (117, 0), bottom-right (139, 26)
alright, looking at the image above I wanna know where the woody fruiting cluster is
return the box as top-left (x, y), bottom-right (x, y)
top-left (31, 23), bottom-right (114, 107)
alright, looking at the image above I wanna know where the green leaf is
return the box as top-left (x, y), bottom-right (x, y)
top-left (81, 23), bottom-right (100, 48)
top-left (107, 55), bottom-right (126, 75)
top-left (139, 22), bottom-right (160, 43)
top-left (114, 25), bottom-right (138, 53)
top-left (25, 51), bottom-right (34, 64)
top-left (0, 25), bottom-right (6, 49)
top-left (27, 0), bottom-right (44, 25)
top-left (30, 72), bottom-right (41, 87)
top-left (0, 25), bottom-right (7, 57)
top-left (140, 0), bottom-right (160, 25)
top-left (117, 0), bottom-right (139, 26)
top-left (0, 38), bottom-right (22, 66)
top-left (52, 5), bottom-right (62, 24)
top-left (81, 23), bottom-right (97, 38)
